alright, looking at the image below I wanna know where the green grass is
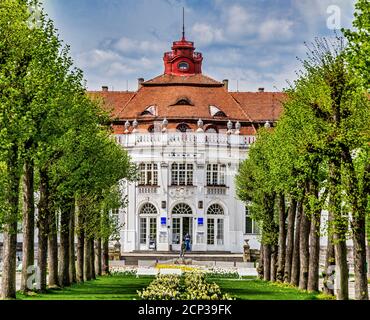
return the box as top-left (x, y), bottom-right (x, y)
top-left (17, 275), bottom-right (153, 300)
top-left (17, 275), bottom-right (328, 300)
top-left (212, 278), bottom-right (325, 300)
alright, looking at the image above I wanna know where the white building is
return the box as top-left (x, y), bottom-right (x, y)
top-left (90, 33), bottom-right (285, 254)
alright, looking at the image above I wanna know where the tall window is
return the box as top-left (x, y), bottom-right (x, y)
top-left (207, 164), bottom-right (226, 186)
top-left (171, 163), bottom-right (193, 186)
top-left (139, 163), bottom-right (158, 186)
top-left (139, 203), bottom-right (158, 246)
top-left (207, 204), bottom-right (224, 245)
top-left (245, 206), bottom-right (259, 234)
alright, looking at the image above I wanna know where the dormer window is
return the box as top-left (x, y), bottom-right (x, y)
top-left (178, 61), bottom-right (189, 71)
top-left (209, 105), bottom-right (226, 117)
top-left (141, 105), bottom-right (157, 116)
top-left (172, 97), bottom-right (193, 106)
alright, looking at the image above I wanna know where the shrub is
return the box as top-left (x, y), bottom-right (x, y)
top-left (137, 272), bottom-right (234, 300)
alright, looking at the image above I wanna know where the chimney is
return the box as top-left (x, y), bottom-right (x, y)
top-left (258, 87), bottom-right (265, 93)
top-left (138, 78), bottom-right (145, 89)
top-left (102, 86), bottom-right (109, 92)
top-left (223, 79), bottom-right (229, 92)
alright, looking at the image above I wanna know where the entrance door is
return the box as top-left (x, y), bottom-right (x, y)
top-left (171, 216), bottom-right (193, 251)
top-left (139, 217), bottom-right (157, 250)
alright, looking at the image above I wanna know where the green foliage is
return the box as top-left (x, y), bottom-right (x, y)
top-left (0, 0), bottom-right (133, 243)
top-left (344, 0), bottom-right (370, 89)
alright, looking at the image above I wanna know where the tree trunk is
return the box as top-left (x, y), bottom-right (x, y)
top-left (84, 237), bottom-right (92, 281)
top-left (367, 240), bottom-right (370, 280)
top-left (257, 243), bottom-right (264, 279)
top-left (352, 212), bottom-right (369, 300)
top-left (329, 160), bottom-right (349, 300)
top-left (323, 210), bottom-right (335, 296)
top-left (102, 239), bottom-right (110, 275)
top-left (95, 239), bottom-right (102, 277)
top-left (48, 210), bottom-right (59, 288)
top-left (284, 198), bottom-right (297, 283)
top-left (299, 203), bottom-right (311, 290)
top-left (307, 211), bottom-right (320, 292)
top-left (20, 160), bottom-right (35, 293)
top-left (59, 203), bottom-right (71, 287)
top-left (69, 201), bottom-right (76, 284)
top-left (334, 238), bottom-right (349, 300)
top-left (263, 244), bottom-right (271, 281)
top-left (1, 146), bottom-right (20, 299)
top-left (76, 210), bottom-right (85, 283)
top-left (270, 245), bottom-right (278, 282)
top-left (37, 168), bottom-right (50, 293)
top-left (291, 200), bottom-right (302, 286)
top-left (276, 193), bottom-right (286, 282)
top-left (90, 238), bottom-right (96, 280)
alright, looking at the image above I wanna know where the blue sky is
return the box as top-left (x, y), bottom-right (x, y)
top-left (42, 0), bottom-right (356, 92)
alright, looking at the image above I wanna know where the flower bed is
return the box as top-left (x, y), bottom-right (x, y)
top-left (205, 267), bottom-right (239, 279)
top-left (138, 272), bottom-right (234, 300)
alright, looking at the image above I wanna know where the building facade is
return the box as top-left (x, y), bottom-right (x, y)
top-left (90, 33), bottom-right (285, 254)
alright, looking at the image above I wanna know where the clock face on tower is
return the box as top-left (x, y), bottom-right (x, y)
top-left (178, 61), bottom-right (189, 71)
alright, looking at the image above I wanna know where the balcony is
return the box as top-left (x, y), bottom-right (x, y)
top-left (137, 186), bottom-right (159, 194)
top-left (206, 186), bottom-right (228, 196)
top-left (115, 132), bottom-right (256, 149)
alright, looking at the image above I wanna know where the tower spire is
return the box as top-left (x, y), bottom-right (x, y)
top-left (182, 7), bottom-right (185, 40)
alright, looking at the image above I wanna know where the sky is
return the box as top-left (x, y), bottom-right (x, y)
top-left (42, 0), bottom-right (357, 92)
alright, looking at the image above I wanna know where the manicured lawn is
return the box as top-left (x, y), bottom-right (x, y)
top-left (17, 275), bottom-right (326, 300)
top-left (17, 275), bottom-right (153, 300)
top-left (212, 278), bottom-right (323, 300)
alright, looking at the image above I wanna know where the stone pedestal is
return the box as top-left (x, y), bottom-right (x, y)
top-left (243, 239), bottom-right (251, 262)
top-left (113, 240), bottom-right (121, 261)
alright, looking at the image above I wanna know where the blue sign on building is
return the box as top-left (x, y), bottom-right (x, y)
top-left (198, 218), bottom-right (204, 225)
top-left (161, 217), bottom-right (167, 225)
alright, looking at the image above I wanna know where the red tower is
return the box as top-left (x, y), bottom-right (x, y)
top-left (163, 11), bottom-right (203, 76)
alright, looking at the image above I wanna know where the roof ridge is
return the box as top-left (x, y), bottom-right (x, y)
top-left (116, 89), bottom-right (141, 119)
top-left (229, 93), bottom-right (254, 124)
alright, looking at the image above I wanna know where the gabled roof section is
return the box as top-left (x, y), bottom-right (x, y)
top-left (88, 91), bottom-right (135, 118)
top-left (143, 74), bottom-right (223, 87)
top-left (231, 92), bottom-right (287, 122)
top-left (116, 85), bottom-right (247, 120)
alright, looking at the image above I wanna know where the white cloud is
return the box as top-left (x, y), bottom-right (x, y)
top-left (113, 37), bottom-right (167, 54)
top-left (191, 23), bottom-right (224, 46)
top-left (226, 5), bottom-right (253, 35)
top-left (259, 19), bottom-right (294, 42)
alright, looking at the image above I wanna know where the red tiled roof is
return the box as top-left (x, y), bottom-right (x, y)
top-left (116, 85), bottom-right (249, 121)
top-left (88, 91), bottom-right (135, 118)
top-left (88, 75), bottom-right (287, 126)
top-left (231, 92), bottom-right (287, 122)
top-left (143, 74), bottom-right (223, 87)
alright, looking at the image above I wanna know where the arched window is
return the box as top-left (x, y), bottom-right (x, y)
top-left (141, 105), bottom-right (156, 116)
top-left (140, 203), bottom-right (158, 215)
top-left (205, 126), bottom-right (218, 134)
top-left (178, 61), bottom-right (189, 71)
top-left (176, 123), bottom-right (191, 132)
top-left (173, 97), bottom-right (193, 106)
top-left (207, 204), bottom-right (224, 215)
top-left (172, 203), bottom-right (193, 215)
top-left (209, 105), bottom-right (226, 117)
